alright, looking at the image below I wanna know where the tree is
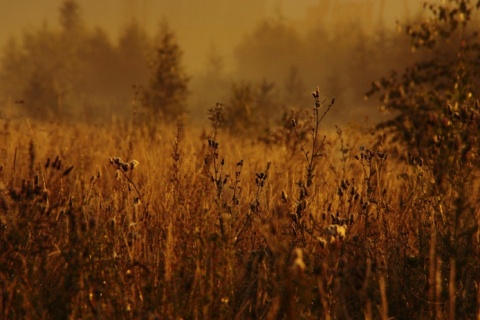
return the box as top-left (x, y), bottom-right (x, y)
top-left (142, 23), bottom-right (189, 120)
top-left (366, 3), bottom-right (480, 316)
top-left (223, 79), bottom-right (280, 134)
top-left (283, 65), bottom-right (306, 107)
top-left (23, 68), bottom-right (59, 119)
top-left (366, 0), bottom-right (480, 164)
top-left (117, 22), bottom-right (151, 89)
top-left (59, 0), bottom-right (83, 34)
top-left (0, 38), bottom-right (26, 100)
top-left (234, 18), bottom-right (303, 82)
top-left (190, 43), bottom-right (230, 120)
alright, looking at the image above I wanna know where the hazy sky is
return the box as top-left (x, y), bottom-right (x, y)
top-left (0, 0), bottom-right (418, 73)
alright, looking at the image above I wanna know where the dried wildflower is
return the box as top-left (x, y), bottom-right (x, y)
top-left (121, 163), bottom-right (129, 172)
top-left (55, 159), bottom-right (62, 170)
top-left (317, 236), bottom-right (328, 248)
top-left (337, 187), bottom-right (344, 197)
top-left (312, 86), bottom-right (320, 99)
top-left (52, 155), bottom-right (59, 168)
top-left (350, 186), bottom-right (357, 196)
top-left (130, 160), bottom-right (139, 170)
top-left (326, 224), bottom-right (347, 240)
top-left (62, 165), bottom-right (74, 176)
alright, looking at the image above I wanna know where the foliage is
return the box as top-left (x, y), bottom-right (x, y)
top-left (366, 0), bottom-right (480, 156)
top-left (0, 83), bottom-right (479, 318)
top-left (59, 0), bottom-right (84, 33)
top-left (234, 18), bottom-right (303, 82)
top-left (366, 1), bottom-right (480, 316)
top-left (0, 0), bottom-right (154, 121)
top-left (1, 2), bottom-right (480, 318)
top-left (190, 44), bottom-right (230, 121)
top-left (221, 79), bottom-right (281, 136)
top-left (141, 23), bottom-right (190, 120)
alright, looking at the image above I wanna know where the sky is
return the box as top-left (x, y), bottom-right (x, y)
top-left (0, 0), bottom-right (419, 73)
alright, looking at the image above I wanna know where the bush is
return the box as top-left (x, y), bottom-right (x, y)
top-left (366, 0), bottom-right (480, 158)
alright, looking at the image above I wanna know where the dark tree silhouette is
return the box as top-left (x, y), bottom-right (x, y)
top-left (59, 0), bottom-right (83, 34)
top-left (142, 23), bottom-right (189, 120)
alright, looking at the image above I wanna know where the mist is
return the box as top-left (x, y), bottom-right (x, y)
top-left (0, 0), bottom-right (422, 127)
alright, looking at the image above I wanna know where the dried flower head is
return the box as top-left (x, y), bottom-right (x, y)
top-left (130, 160), bottom-right (139, 170)
top-left (317, 236), bottom-right (328, 248)
top-left (326, 224), bottom-right (347, 240)
top-left (62, 165), bottom-right (74, 177)
top-left (291, 118), bottom-right (297, 128)
top-left (312, 86), bottom-right (320, 99)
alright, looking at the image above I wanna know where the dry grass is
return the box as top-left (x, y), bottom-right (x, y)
top-left (0, 105), bottom-right (479, 319)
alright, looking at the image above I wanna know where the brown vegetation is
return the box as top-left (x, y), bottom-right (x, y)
top-left (1, 1), bottom-right (480, 318)
top-left (1, 86), bottom-right (479, 318)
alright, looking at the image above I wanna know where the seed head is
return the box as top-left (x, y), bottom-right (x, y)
top-left (130, 160), bottom-right (139, 170)
top-left (62, 165), bottom-right (74, 177)
top-left (317, 237), bottom-right (327, 248)
top-left (326, 224), bottom-right (347, 240)
top-left (291, 118), bottom-right (297, 128)
top-left (312, 86), bottom-right (320, 99)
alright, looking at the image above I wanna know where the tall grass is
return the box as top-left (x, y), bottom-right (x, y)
top-left (0, 95), bottom-right (479, 319)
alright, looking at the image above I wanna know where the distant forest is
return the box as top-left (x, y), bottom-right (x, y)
top-left (0, 0), bottom-right (478, 129)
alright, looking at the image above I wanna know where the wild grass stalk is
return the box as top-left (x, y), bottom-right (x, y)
top-left (0, 93), bottom-right (478, 319)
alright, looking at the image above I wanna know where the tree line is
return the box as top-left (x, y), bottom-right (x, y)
top-left (0, 0), bottom-right (188, 122)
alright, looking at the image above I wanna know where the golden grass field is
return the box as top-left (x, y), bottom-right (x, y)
top-left (0, 100), bottom-right (479, 319)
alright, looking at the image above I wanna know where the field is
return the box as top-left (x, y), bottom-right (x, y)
top-left (0, 95), bottom-right (479, 319)
top-left (2, 0), bottom-right (480, 318)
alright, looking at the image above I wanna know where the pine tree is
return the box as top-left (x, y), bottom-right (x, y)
top-left (59, 0), bottom-right (83, 34)
top-left (143, 23), bottom-right (189, 120)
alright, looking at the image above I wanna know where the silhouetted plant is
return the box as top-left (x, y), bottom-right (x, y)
top-left (367, 1), bottom-right (480, 317)
top-left (142, 23), bottom-right (189, 120)
top-left (223, 80), bottom-right (279, 135)
top-left (366, 0), bottom-right (480, 160)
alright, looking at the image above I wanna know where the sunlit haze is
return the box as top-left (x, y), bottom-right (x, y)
top-left (0, 0), bottom-right (418, 72)
top-left (0, 0), bottom-right (422, 123)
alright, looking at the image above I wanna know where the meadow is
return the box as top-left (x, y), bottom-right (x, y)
top-left (1, 91), bottom-right (479, 319)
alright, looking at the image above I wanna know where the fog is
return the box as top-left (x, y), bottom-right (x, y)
top-left (0, 1), bottom-right (417, 71)
top-left (0, 0), bottom-right (422, 126)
